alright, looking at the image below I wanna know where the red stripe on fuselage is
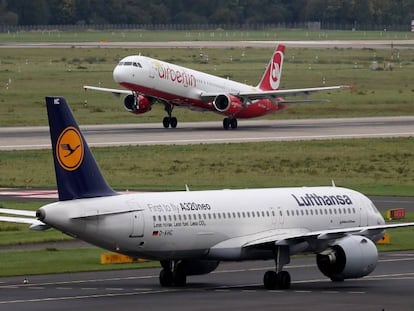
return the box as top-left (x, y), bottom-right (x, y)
top-left (119, 82), bottom-right (286, 118)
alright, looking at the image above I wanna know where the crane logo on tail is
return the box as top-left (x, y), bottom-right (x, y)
top-left (269, 51), bottom-right (283, 90)
top-left (56, 126), bottom-right (84, 171)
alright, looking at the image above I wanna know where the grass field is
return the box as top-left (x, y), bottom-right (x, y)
top-left (0, 138), bottom-right (413, 194)
top-left (1, 29), bottom-right (414, 43)
top-left (0, 45), bottom-right (413, 126)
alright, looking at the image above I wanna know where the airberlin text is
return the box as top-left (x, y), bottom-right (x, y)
top-left (292, 193), bottom-right (353, 207)
top-left (157, 64), bottom-right (197, 87)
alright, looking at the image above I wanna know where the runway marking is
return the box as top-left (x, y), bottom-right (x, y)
top-left (379, 257), bottom-right (414, 263)
top-left (83, 132), bottom-right (414, 147)
top-left (0, 274), bottom-right (159, 289)
top-left (106, 287), bottom-right (124, 291)
top-left (3, 132), bottom-right (413, 150)
top-left (0, 289), bottom-right (181, 305)
top-left (366, 272), bottom-right (414, 280)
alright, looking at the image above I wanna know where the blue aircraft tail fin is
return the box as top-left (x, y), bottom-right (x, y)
top-left (45, 96), bottom-right (117, 201)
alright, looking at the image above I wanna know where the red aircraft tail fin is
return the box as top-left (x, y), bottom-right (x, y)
top-left (257, 44), bottom-right (285, 91)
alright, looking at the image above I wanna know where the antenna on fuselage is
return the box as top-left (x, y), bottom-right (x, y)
top-left (331, 180), bottom-right (336, 187)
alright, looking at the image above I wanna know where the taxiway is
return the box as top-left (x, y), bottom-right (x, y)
top-left (0, 251), bottom-right (413, 311)
top-left (0, 116), bottom-right (413, 150)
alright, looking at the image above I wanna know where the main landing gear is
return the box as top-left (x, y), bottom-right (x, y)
top-left (223, 117), bottom-right (238, 130)
top-left (162, 102), bottom-right (178, 128)
top-left (159, 260), bottom-right (187, 287)
top-left (162, 116), bottom-right (178, 128)
top-left (263, 245), bottom-right (291, 290)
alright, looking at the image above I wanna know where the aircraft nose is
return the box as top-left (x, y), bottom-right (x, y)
top-left (113, 65), bottom-right (123, 83)
top-left (36, 208), bottom-right (45, 221)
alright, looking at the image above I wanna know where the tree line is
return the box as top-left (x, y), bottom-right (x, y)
top-left (1, 0), bottom-right (413, 27)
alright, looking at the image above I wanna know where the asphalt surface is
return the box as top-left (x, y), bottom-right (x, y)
top-left (1, 116), bottom-right (413, 150)
top-left (0, 251), bottom-right (413, 311)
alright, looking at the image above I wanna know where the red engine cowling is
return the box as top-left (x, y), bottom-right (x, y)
top-left (212, 94), bottom-right (243, 116)
top-left (124, 94), bottom-right (151, 114)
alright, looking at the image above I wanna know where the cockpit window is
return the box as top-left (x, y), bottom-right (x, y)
top-left (117, 61), bottom-right (142, 68)
top-left (370, 202), bottom-right (381, 214)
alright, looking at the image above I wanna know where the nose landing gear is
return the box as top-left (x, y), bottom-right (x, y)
top-left (159, 260), bottom-right (187, 287)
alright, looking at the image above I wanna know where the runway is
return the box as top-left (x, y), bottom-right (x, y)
top-left (0, 251), bottom-right (413, 311)
top-left (0, 116), bottom-right (413, 150)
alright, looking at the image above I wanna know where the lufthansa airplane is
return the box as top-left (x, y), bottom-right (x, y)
top-left (1, 96), bottom-right (413, 289)
top-left (84, 45), bottom-right (349, 129)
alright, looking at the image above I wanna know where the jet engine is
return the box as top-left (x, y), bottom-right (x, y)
top-left (316, 235), bottom-right (378, 281)
top-left (124, 94), bottom-right (151, 114)
top-left (212, 94), bottom-right (244, 116)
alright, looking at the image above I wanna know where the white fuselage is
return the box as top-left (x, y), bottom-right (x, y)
top-left (39, 186), bottom-right (385, 261)
top-left (112, 55), bottom-right (260, 110)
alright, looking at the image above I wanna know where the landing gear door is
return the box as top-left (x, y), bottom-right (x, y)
top-left (130, 210), bottom-right (145, 238)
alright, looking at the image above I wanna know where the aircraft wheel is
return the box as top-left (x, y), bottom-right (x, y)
top-left (159, 268), bottom-right (173, 287)
top-left (170, 117), bottom-right (178, 128)
top-left (263, 270), bottom-right (277, 290)
top-left (173, 263), bottom-right (187, 287)
top-left (276, 271), bottom-right (291, 289)
top-left (162, 117), bottom-right (170, 128)
top-left (223, 118), bottom-right (230, 130)
top-left (230, 118), bottom-right (238, 129)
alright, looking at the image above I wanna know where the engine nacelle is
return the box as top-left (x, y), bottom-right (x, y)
top-left (212, 94), bottom-right (243, 116)
top-left (124, 94), bottom-right (151, 114)
top-left (179, 260), bottom-right (220, 276)
top-left (316, 235), bottom-right (378, 281)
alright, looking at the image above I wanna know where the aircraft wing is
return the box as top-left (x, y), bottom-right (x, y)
top-left (242, 222), bottom-right (414, 248)
top-left (200, 85), bottom-right (350, 102)
top-left (83, 85), bottom-right (133, 97)
top-left (210, 222), bottom-right (414, 253)
top-left (0, 209), bottom-right (49, 231)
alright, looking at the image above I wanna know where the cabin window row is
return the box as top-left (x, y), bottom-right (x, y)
top-left (153, 210), bottom-right (275, 223)
top-left (286, 207), bottom-right (357, 217)
top-left (152, 206), bottom-right (357, 223)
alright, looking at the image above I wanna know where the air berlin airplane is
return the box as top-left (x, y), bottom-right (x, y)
top-left (84, 45), bottom-right (349, 129)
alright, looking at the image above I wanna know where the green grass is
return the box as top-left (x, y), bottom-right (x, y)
top-left (0, 46), bottom-right (413, 126)
top-left (0, 247), bottom-right (159, 277)
top-left (1, 29), bottom-right (414, 43)
top-left (0, 138), bottom-right (413, 194)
